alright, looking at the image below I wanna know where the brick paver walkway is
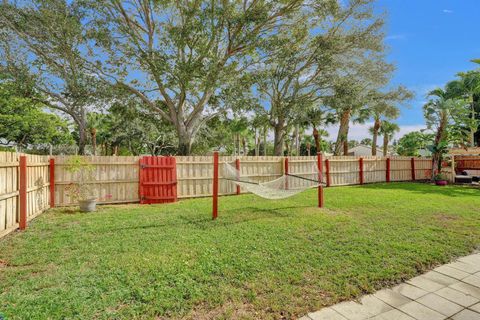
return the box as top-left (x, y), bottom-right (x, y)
top-left (300, 253), bottom-right (480, 320)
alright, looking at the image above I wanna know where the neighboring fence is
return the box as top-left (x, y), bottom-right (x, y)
top-left (0, 152), bottom-right (432, 238)
top-left (454, 156), bottom-right (480, 173)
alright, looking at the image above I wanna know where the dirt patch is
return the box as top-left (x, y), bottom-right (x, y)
top-left (435, 213), bottom-right (459, 222)
top-left (0, 259), bottom-right (8, 268)
top-left (433, 213), bottom-right (459, 227)
top-left (182, 301), bottom-right (258, 320)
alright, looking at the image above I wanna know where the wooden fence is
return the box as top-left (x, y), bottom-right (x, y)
top-left (0, 152), bottom-right (432, 238)
top-left (53, 156), bottom-right (139, 206)
top-left (0, 153), bottom-right (51, 238)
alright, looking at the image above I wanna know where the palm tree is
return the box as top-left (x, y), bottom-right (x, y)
top-left (444, 71), bottom-right (480, 146)
top-left (379, 121), bottom-right (400, 156)
top-left (251, 113), bottom-right (270, 156)
top-left (369, 102), bottom-right (399, 155)
top-left (300, 107), bottom-right (330, 154)
top-left (424, 88), bottom-right (466, 179)
top-left (86, 113), bottom-right (104, 156)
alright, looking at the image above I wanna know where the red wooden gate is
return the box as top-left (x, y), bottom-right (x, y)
top-left (139, 156), bottom-right (177, 204)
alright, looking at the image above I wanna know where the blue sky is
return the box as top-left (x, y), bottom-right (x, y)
top-left (328, 0), bottom-right (480, 141)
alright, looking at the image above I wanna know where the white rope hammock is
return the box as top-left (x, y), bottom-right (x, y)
top-left (223, 162), bottom-right (325, 200)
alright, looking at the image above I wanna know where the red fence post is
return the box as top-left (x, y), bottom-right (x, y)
top-left (325, 159), bottom-right (331, 187)
top-left (172, 157), bottom-right (178, 202)
top-left (359, 157), bottom-right (364, 185)
top-left (284, 157), bottom-right (289, 190)
top-left (386, 158), bottom-right (391, 183)
top-left (212, 151), bottom-right (219, 220)
top-left (411, 157), bottom-right (416, 181)
top-left (49, 158), bottom-right (55, 208)
top-left (19, 156), bottom-right (27, 230)
top-left (235, 158), bottom-right (240, 195)
top-left (139, 158), bottom-right (144, 204)
top-left (317, 153), bottom-right (324, 208)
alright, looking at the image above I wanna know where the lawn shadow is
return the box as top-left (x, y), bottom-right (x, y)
top-left (362, 181), bottom-right (480, 198)
top-left (93, 204), bottom-right (311, 234)
top-left (178, 205), bottom-right (311, 228)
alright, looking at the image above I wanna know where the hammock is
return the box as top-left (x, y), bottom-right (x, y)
top-left (223, 161), bottom-right (325, 200)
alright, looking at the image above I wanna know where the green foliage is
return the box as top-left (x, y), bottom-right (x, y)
top-left (64, 156), bottom-right (96, 202)
top-left (0, 82), bottom-right (72, 148)
top-left (0, 0), bottom-right (106, 154)
top-left (0, 183), bottom-right (479, 319)
top-left (79, 0), bottom-right (305, 154)
top-left (361, 138), bottom-right (373, 146)
top-left (396, 131), bottom-right (433, 156)
top-left (433, 172), bottom-right (448, 181)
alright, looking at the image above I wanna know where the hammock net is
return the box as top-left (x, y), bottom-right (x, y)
top-left (223, 161), bottom-right (326, 200)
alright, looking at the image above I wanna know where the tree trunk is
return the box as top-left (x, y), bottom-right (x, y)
top-left (77, 123), bottom-right (87, 155)
top-left (273, 120), bottom-right (285, 156)
top-left (334, 109), bottom-right (351, 155)
top-left (294, 125), bottom-right (299, 156)
top-left (177, 129), bottom-right (193, 156)
top-left (306, 142), bottom-right (311, 156)
top-left (383, 134), bottom-right (388, 156)
top-left (254, 128), bottom-right (258, 156)
top-left (256, 137), bottom-right (260, 156)
top-left (343, 140), bottom-right (349, 155)
top-left (242, 137), bottom-right (247, 155)
top-left (313, 128), bottom-right (320, 152)
top-left (431, 112), bottom-right (448, 181)
top-left (372, 118), bottom-right (381, 156)
top-left (90, 128), bottom-right (97, 156)
top-left (263, 128), bottom-right (267, 156)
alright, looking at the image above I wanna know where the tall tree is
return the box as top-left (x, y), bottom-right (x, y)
top-left (0, 0), bottom-right (104, 154)
top-left (0, 81), bottom-right (72, 149)
top-left (82, 0), bottom-right (302, 155)
top-left (255, 0), bottom-right (388, 156)
top-left (86, 113), bottom-right (105, 156)
top-left (444, 71), bottom-right (480, 146)
top-left (327, 54), bottom-right (396, 156)
top-left (424, 88), bottom-right (470, 178)
top-left (367, 87), bottom-right (412, 155)
top-left (378, 121), bottom-right (399, 156)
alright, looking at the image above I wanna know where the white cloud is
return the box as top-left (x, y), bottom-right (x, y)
top-left (442, 9), bottom-right (453, 14)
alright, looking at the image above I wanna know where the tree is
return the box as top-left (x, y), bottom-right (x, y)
top-left (301, 107), bottom-right (332, 154)
top-left (396, 131), bottom-right (433, 156)
top-left (255, 0), bottom-right (388, 156)
top-left (0, 0), bottom-right (105, 154)
top-left (424, 88), bottom-right (470, 178)
top-left (360, 138), bottom-right (372, 146)
top-left (327, 56), bottom-right (397, 156)
top-left (444, 71), bottom-right (480, 146)
top-left (0, 81), bottom-right (72, 149)
top-left (86, 113), bottom-right (105, 156)
top-left (378, 121), bottom-right (399, 156)
top-left (251, 113), bottom-right (270, 156)
top-left (82, 0), bottom-right (303, 155)
top-left (102, 101), bottom-right (177, 156)
top-left (367, 87), bottom-right (412, 155)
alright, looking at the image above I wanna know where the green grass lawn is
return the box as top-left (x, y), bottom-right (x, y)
top-left (1, 183), bottom-right (479, 319)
